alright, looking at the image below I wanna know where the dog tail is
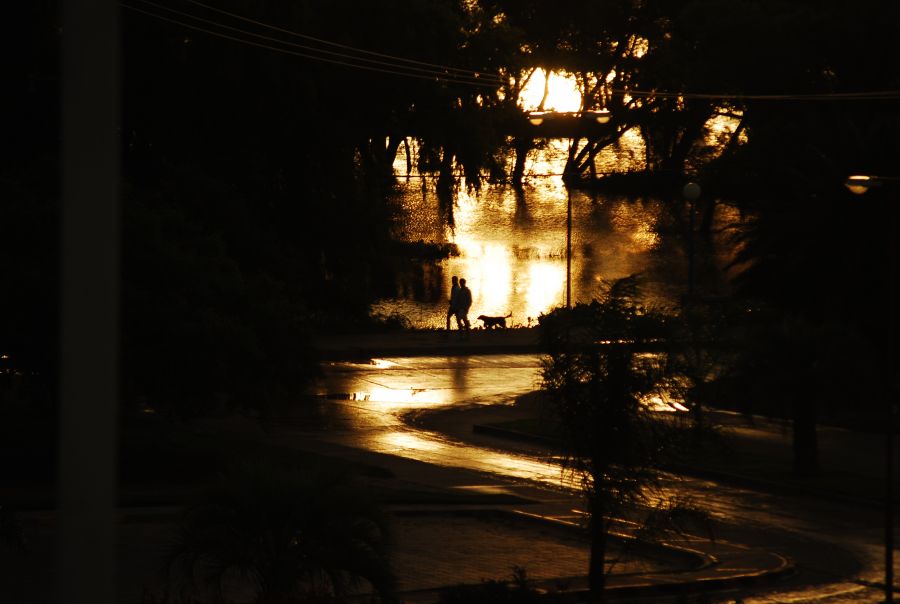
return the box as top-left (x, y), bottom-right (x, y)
top-left (505, 312), bottom-right (512, 318)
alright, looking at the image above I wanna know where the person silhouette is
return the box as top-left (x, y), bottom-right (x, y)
top-left (456, 278), bottom-right (472, 331)
top-left (446, 276), bottom-right (460, 330)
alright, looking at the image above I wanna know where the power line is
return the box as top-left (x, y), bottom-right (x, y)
top-left (613, 87), bottom-right (900, 102)
top-left (182, 0), bottom-right (505, 82)
top-left (121, 3), bottom-right (504, 88)
top-left (131, 0), bottom-right (504, 85)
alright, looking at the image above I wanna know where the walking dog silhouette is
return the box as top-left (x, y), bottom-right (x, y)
top-left (476, 313), bottom-right (512, 329)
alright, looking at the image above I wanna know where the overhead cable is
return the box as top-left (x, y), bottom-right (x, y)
top-left (182, 0), bottom-right (504, 82)
top-left (129, 0), bottom-right (503, 85)
top-left (614, 88), bottom-right (900, 101)
top-left (121, 2), bottom-right (505, 88)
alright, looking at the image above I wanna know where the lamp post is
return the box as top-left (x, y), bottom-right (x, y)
top-left (682, 182), bottom-right (702, 300)
top-left (527, 109), bottom-right (611, 308)
top-left (845, 174), bottom-right (899, 603)
top-left (557, 110), bottom-right (610, 308)
top-left (567, 188), bottom-right (573, 308)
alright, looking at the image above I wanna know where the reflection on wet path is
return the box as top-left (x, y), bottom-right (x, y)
top-left (302, 354), bottom-right (577, 486)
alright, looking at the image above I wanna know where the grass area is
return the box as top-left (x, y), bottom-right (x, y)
top-left (482, 412), bottom-right (900, 505)
top-left (484, 417), bottom-right (561, 441)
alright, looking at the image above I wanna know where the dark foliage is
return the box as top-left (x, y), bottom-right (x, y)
top-left (539, 276), bottom-right (680, 597)
top-left (165, 462), bottom-right (397, 603)
top-left (439, 566), bottom-right (549, 604)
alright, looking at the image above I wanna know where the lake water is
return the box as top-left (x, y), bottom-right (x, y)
top-left (372, 138), bottom-right (737, 329)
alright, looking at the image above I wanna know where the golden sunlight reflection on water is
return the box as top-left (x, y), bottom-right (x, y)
top-left (377, 173), bottom-right (676, 328)
top-left (525, 262), bottom-right (566, 320)
top-left (378, 105), bottom-right (741, 328)
top-left (611, 203), bottom-right (660, 250)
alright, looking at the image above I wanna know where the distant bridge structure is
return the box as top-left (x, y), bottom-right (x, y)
top-left (399, 109), bottom-right (613, 140)
top-left (521, 110), bottom-right (612, 138)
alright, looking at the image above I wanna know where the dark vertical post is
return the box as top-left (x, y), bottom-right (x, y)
top-left (682, 182), bottom-right (701, 302)
top-left (887, 200), bottom-right (896, 603)
top-left (846, 174), bottom-right (899, 602)
top-left (566, 189), bottom-right (572, 308)
top-left (60, 0), bottom-right (120, 603)
top-left (688, 198), bottom-right (695, 299)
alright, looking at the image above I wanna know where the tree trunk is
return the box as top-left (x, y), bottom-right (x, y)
top-left (587, 495), bottom-right (607, 601)
top-left (512, 137), bottom-right (531, 188)
top-left (698, 195), bottom-right (716, 239)
top-left (437, 148), bottom-right (455, 227)
top-left (384, 135), bottom-right (403, 177)
top-left (562, 138), bottom-right (583, 184)
top-left (403, 138), bottom-right (412, 176)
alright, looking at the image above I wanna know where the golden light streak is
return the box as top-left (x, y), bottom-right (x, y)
top-left (344, 387), bottom-right (449, 412)
top-left (524, 261), bottom-right (565, 319)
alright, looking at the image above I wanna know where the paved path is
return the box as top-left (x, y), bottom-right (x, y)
top-left (292, 349), bottom-right (896, 602)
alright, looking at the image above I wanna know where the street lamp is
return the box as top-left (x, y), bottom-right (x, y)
top-left (527, 109), bottom-right (611, 126)
top-left (528, 111), bottom-right (547, 126)
top-left (845, 174), bottom-right (880, 195)
top-left (682, 182), bottom-right (702, 300)
top-left (845, 174), bottom-right (898, 603)
top-left (846, 174), bottom-right (900, 194)
top-left (585, 109), bottom-right (611, 124)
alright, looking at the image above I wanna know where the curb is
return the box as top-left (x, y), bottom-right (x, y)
top-left (472, 422), bottom-right (894, 511)
top-left (391, 506), bottom-right (794, 603)
top-left (473, 423), bottom-right (559, 446)
top-left (661, 462), bottom-right (894, 511)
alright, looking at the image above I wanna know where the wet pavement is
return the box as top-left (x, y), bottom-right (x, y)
top-left (299, 354), bottom-right (558, 485)
top-left (252, 351), bottom-right (898, 602)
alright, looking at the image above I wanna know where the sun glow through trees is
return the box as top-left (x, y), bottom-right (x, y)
top-left (518, 69), bottom-right (583, 112)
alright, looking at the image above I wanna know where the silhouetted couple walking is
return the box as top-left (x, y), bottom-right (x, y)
top-left (445, 276), bottom-right (472, 331)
